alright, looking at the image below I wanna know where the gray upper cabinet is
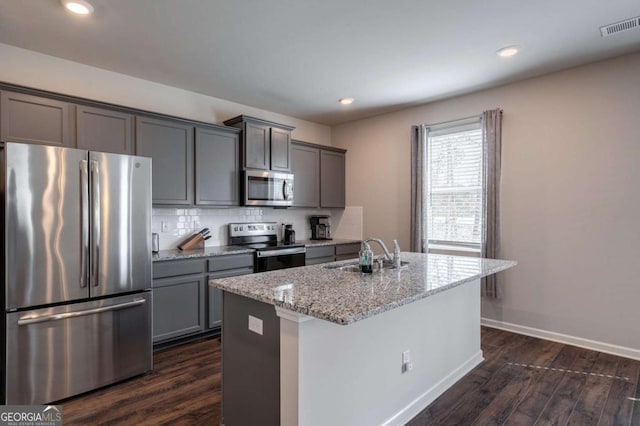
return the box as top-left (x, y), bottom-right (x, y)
top-left (1, 91), bottom-right (74, 147)
top-left (320, 150), bottom-right (346, 208)
top-left (291, 141), bottom-right (319, 208)
top-left (270, 127), bottom-right (291, 171)
top-left (224, 115), bottom-right (295, 172)
top-left (244, 121), bottom-right (270, 170)
top-left (195, 127), bottom-right (241, 206)
top-left (76, 105), bottom-right (133, 154)
top-left (135, 116), bottom-right (195, 205)
top-left (292, 140), bottom-right (347, 209)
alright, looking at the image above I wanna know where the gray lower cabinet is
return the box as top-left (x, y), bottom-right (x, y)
top-left (195, 127), bottom-right (240, 206)
top-left (207, 253), bottom-right (254, 329)
top-left (153, 274), bottom-right (206, 342)
top-left (208, 286), bottom-right (223, 329)
top-left (0, 91), bottom-right (74, 147)
top-left (76, 105), bottom-right (133, 154)
top-left (306, 243), bottom-right (361, 265)
top-left (152, 254), bottom-right (254, 343)
top-left (306, 245), bottom-right (335, 265)
top-left (320, 150), bottom-right (346, 208)
top-left (136, 116), bottom-right (194, 205)
top-left (291, 142), bottom-right (319, 207)
top-left (335, 243), bottom-right (361, 261)
top-left (152, 258), bottom-right (206, 343)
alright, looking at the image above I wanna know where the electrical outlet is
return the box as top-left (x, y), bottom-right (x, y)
top-left (161, 221), bottom-right (168, 232)
top-left (402, 350), bottom-right (412, 373)
top-left (248, 315), bottom-right (263, 335)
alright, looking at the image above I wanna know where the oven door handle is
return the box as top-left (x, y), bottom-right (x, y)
top-left (256, 248), bottom-right (306, 258)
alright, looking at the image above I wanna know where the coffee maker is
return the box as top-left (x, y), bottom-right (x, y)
top-left (310, 215), bottom-right (332, 240)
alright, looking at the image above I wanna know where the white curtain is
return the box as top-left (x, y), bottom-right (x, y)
top-left (410, 125), bottom-right (428, 253)
top-left (481, 109), bottom-right (503, 298)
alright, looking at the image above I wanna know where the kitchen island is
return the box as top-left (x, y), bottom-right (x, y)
top-left (210, 252), bottom-right (515, 426)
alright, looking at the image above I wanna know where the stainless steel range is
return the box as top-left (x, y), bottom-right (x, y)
top-left (229, 222), bottom-right (306, 272)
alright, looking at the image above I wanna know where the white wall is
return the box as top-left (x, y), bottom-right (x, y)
top-left (0, 43), bottom-right (331, 145)
top-left (332, 52), bottom-right (640, 352)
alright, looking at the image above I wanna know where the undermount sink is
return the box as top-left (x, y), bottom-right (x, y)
top-left (325, 260), bottom-right (409, 273)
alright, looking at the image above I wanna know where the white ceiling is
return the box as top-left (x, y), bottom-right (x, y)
top-left (1, 0), bottom-right (639, 125)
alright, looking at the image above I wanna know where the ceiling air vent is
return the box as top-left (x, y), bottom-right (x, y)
top-left (600, 17), bottom-right (640, 37)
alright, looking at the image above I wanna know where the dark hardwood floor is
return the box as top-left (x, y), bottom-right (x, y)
top-left (409, 327), bottom-right (640, 425)
top-left (60, 337), bottom-right (222, 425)
top-left (60, 328), bottom-right (640, 425)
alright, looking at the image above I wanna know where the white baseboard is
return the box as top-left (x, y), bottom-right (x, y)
top-left (382, 350), bottom-right (484, 426)
top-left (481, 317), bottom-right (640, 361)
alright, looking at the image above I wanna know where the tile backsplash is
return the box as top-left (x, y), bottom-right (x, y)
top-left (152, 207), bottom-right (347, 250)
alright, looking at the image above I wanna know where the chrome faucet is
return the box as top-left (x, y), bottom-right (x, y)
top-left (363, 238), bottom-right (393, 262)
top-left (392, 239), bottom-right (401, 269)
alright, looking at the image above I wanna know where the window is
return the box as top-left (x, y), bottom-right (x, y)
top-left (426, 118), bottom-right (483, 250)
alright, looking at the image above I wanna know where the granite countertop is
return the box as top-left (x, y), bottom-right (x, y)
top-left (210, 252), bottom-right (516, 325)
top-left (152, 245), bottom-right (255, 261)
top-left (153, 239), bottom-right (362, 261)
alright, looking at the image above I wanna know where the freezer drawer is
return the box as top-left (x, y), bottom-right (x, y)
top-left (5, 292), bottom-right (152, 405)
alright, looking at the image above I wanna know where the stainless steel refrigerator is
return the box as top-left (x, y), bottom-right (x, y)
top-left (1, 142), bottom-right (153, 405)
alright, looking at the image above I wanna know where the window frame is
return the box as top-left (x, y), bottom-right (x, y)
top-left (424, 116), bottom-right (483, 252)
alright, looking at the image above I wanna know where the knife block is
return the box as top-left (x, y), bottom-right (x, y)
top-left (177, 233), bottom-right (205, 251)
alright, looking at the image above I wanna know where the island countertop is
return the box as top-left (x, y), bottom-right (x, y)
top-left (209, 252), bottom-right (516, 325)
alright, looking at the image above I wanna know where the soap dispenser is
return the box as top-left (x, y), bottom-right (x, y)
top-left (359, 243), bottom-right (373, 274)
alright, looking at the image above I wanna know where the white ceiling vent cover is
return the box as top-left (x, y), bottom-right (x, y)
top-left (600, 17), bottom-right (640, 37)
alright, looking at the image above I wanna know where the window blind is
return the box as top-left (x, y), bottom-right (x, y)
top-left (427, 123), bottom-right (483, 247)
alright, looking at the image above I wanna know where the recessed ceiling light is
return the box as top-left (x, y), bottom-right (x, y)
top-left (60, 0), bottom-right (94, 15)
top-left (339, 98), bottom-right (354, 105)
top-left (496, 46), bottom-right (519, 58)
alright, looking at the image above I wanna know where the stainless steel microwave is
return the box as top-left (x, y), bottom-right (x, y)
top-left (244, 170), bottom-right (294, 207)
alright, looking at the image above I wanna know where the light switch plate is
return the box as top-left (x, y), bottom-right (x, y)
top-left (248, 315), bottom-right (263, 335)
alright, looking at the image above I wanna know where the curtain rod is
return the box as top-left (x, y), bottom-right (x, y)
top-left (425, 114), bottom-right (481, 128)
top-left (424, 109), bottom-right (503, 129)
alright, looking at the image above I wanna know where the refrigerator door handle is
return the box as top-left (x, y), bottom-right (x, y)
top-left (80, 160), bottom-right (89, 288)
top-left (17, 299), bottom-right (146, 326)
top-left (90, 160), bottom-right (101, 287)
